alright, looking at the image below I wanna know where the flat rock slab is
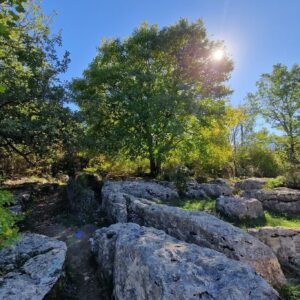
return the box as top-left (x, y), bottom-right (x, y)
top-left (216, 196), bottom-right (264, 221)
top-left (102, 181), bottom-right (286, 287)
top-left (91, 223), bottom-right (279, 300)
top-left (249, 227), bottom-right (300, 277)
top-left (183, 181), bottom-right (233, 199)
top-left (0, 233), bottom-right (67, 300)
top-left (106, 180), bottom-right (179, 201)
top-left (242, 187), bottom-right (300, 215)
top-left (235, 178), bottom-right (267, 191)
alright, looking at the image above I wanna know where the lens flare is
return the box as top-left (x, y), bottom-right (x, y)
top-left (212, 49), bottom-right (224, 61)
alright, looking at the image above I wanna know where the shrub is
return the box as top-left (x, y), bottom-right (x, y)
top-left (159, 165), bottom-right (190, 194)
top-left (0, 190), bottom-right (19, 249)
top-left (265, 176), bottom-right (285, 189)
top-left (284, 165), bottom-right (300, 189)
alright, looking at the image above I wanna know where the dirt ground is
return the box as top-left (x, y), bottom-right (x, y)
top-left (6, 180), bottom-right (111, 300)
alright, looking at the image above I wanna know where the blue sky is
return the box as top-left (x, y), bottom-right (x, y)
top-left (42, 0), bottom-right (300, 107)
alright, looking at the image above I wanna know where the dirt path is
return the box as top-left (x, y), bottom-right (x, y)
top-left (9, 182), bottom-right (111, 300)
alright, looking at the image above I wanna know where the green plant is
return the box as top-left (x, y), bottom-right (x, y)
top-left (279, 284), bottom-right (300, 300)
top-left (265, 176), bottom-right (285, 189)
top-left (0, 190), bottom-right (19, 248)
top-left (160, 165), bottom-right (190, 195)
top-left (284, 166), bottom-right (300, 189)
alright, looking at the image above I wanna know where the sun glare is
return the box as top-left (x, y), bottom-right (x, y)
top-left (212, 49), bottom-right (225, 61)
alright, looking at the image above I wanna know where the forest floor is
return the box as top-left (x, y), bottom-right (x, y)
top-left (5, 179), bottom-right (111, 300)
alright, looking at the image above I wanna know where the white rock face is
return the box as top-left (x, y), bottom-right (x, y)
top-left (101, 180), bottom-right (286, 287)
top-left (216, 196), bottom-right (264, 221)
top-left (0, 233), bottom-right (67, 300)
top-left (235, 178), bottom-right (267, 191)
top-left (183, 181), bottom-right (233, 199)
top-left (91, 223), bottom-right (280, 300)
top-left (249, 227), bottom-right (300, 276)
top-left (242, 187), bottom-right (300, 215)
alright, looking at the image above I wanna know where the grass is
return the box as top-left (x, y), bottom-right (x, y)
top-left (263, 212), bottom-right (300, 228)
top-left (279, 284), bottom-right (300, 300)
top-left (174, 198), bottom-right (216, 212)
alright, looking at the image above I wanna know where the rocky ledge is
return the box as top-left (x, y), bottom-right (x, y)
top-left (242, 187), bottom-right (300, 215)
top-left (235, 178), bottom-right (267, 191)
top-left (91, 223), bottom-right (280, 300)
top-left (249, 227), bottom-right (300, 277)
top-left (102, 180), bottom-right (286, 287)
top-left (183, 180), bottom-right (233, 199)
top-left (0, 233), bottom-right (67, 300)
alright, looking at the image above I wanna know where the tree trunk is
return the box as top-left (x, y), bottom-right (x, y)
top-left (149, 156), bottom-right (161, 177)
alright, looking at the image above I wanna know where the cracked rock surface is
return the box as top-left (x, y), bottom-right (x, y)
top-left (216, 196), bottom-right (264, 221)
top-left (242, 188), bottom-right (300, 215)
top-left (91, 223), bottom-right (280, 300)
top-left (249, 227), bottom-right (300, 277)
top-left (0, 233), bottom-right (67, 300)
top-left (102, 180), bottom-right (287, 287)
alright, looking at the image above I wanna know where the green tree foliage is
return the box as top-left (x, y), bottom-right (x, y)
top-left (72, 19), bottom-right (233, 176)
top-left (0, 1), bottom-right (82, 167)
top-left (247, 64), bottom-right (300, 164)
top-left (0, 0), bottom-right (26, 39)
top-left (0, 189), bottom-right (19, 248)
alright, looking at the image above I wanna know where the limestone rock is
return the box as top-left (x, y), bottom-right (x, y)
top-left (101, 181), bottom-right (286, 287)
top-left (183, 181), bottom-right (233, 199)
top-left (216, 196), bottom-right (264, 221)
top-left (249, 227), bottom-right (300, 276)
top-left (113, 180), bottom-right (179, 201)
top-left (242, 187), bottom-right (300, 215)
top-left (235, 178), bottom-right (267, 191)
top-left (91, 223), bottom-right (279, 300)
top-left (0, 233), bottom-right (67, 300)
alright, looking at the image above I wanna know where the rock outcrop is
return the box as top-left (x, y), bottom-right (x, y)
top-left (183, 181), bottom-right (233, 199)
top-left (242, 187), bottom-right (300, 215)
top-left (102, 181), bottom-right (286, 287)
top-left (0, 233), bottom-right (67, 300)
top-left (91, 223), bottom-right (280, 300)
top-left (249, 227), bottom-right (300, 276)
top-left (216, 196), bottom-right (264, 221)
top-left (235, 178), bottom-right (267, 191)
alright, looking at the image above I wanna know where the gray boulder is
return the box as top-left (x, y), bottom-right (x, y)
top-left (216, 196), bottom-right (264, 221)
top-left (91, 223), bottom-right (279, 300)
top-left (242, 187), bottom-right (300, 215)
top-left (0, 233), bottom-right (67, 300)
top-left (249, 227), bottom-right (300, 276)
top-left (183, 181), bottom-right (233, 199)
top-left (235, 178), bottom-right (267, 191)
top-left (113, 180), bottom-right (179, 201)
top-left (102, 181), bottom-right (286, 287)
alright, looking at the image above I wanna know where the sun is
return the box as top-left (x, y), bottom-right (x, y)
top-left (212, 49), bottom-right (225, 61)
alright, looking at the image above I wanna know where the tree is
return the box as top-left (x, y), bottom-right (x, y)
top-left (72, 19), bottom-right (233, 176)
top-left (0, 1), bottom-right (81, 167)
top-left (247, 64), bottom-right (300, 164)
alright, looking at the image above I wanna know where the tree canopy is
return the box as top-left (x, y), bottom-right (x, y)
top-left (0, 0), bottom-right (81, 166)
top-left (72, 19), bottom-right (233, 175)
top-left (247, 64), bottom-right (300, 164)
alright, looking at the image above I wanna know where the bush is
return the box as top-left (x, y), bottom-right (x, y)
top-left (0, 190), bottom-right (19, 249)
top-left (265, 176), bottom-right (285, 189)
top-left (235, 146), bottom-right (282, 178)
top-left (284, 165), bottom-right (300, 189)
top-left (159, 165), bottom-right (190, 194)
